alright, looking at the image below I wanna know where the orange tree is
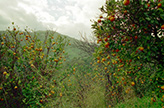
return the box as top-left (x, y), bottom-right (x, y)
top-left (92, 0), bottom-right (164, 106)
top-left (0, 23), bottom-right (69, 107)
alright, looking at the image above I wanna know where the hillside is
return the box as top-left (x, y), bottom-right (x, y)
top-left (0, 30), bottom-right (90, 60)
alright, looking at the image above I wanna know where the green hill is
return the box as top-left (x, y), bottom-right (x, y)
top-left (0, 30), bottom-right (90, 61)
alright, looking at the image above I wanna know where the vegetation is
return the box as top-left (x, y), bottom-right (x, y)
top-left (0, 0), bottom-right (164, 108)
top-left (91, 0), bottom-right (164, 107)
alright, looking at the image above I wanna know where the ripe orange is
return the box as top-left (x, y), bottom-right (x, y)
top-left (112, 53), bottom-right (116, 56)
top-left (147, 4), bottom-right (150, 7)
top-left (161, 24), bottom-right (164, 29)
top-left (110, 17), bottom-right (115, 21)
top-left (39, 48), bottom-right (43, 51)
top-left (115, 49), bottom-right (119, 52)
top-left (1, 42), bottom-right (4, 45)
top-left (104, 37), bottom-right (108, 42)
top-left (60, 92), bottom-right (62, 97)
top-left (52, 42), bottom-right (55, 45)
top-left (139, 47), bottom-right (144, 51)
top-left (14, 86), bottom-right (18, 89)
top-left (3, 71), bottom-right (7, 75)
top-left (100, 15), bottom-right (103, 19)
top-left (107, 56), bottom-right (110, 59)
top-left (158, 3), bottom-right (162, 8)
top-left (98, 19), bottom-right (101, 23)
top-left (131, 82), bottom-right (135, 86)
top-left (129, 59), bottom-right (132, 62)
top-left (105, 42), bottom-right (109, 48)
top-left (102, 58), bottom-right (106, 62)
top-left (123, 0), bottom-right (130, 6)
top-left (161, 86), bottom-right (164, 90)
top-left (97, 40), bottom-right (100, 44)
top-left (39, 100), bottom-right (43, 103)
top-left (54, 59), bottom-right (58, 62)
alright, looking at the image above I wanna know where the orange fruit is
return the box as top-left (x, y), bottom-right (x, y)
top-left (161, 86), bottom-right (164, 90)
top-left (115, 49), bottom-right (119, 52)
top-left (100, 15), bottom-right (103, 18)
top-left (39, 100), bottom-right (43, 103)
top-left (161, 24), bottom-right (164, 29)
top-left (3, 71), bottom-right (7, 75)
top-left (131, 82), bottom-right (135, 86)
top-left (102, 58), bottom-right (106, 62)
top-left (147, 4), bottom-right (150, 7)
top-left (52, 42), bottom-right (55, 45)
top-left (60, 92), bottom-right (62, 97)
top-left (54, 59), bottom-right (58, 62)
top-left (139, 47), bottom-right (144, 51)
top-left (110, 17), bottom-right (115, 22)
top-left (107, 56), bottom-right (110, 59)
top-left (14, 86), bottom-right (18, 89)
top-left (1, 42), bottom-right (4, 45)
top-left (158, 3), bottom-right (162, 8)
top-left (105, 42), bottom-right (109, 48)
top-left (104, 37), bottom-right (108, 42)
top-left (123, 0), bottom-right (130, 6)
top-left (98, 19), bottom-right (101, 23)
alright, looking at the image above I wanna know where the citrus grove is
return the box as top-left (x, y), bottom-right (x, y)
top-left (91, 0), bottom-right (164, 107)
top-left (0, 0), bottom-right (164, 108)
top-left (0, 23), bottom-right (72, 107)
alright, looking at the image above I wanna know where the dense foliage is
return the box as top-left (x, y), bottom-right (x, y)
top-left (0, 0), bottom-right (164, 108)
top-left (0, 23), bottom-right (70, 107)
top-left (92, 0), bottom-right (164, 107)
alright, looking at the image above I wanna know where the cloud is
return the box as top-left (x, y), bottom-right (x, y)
top-left (0, 0), bottom-right (106, 39)
top-left (0, 0), bottom-right (47, 30)
top-left (53, 0), bottom-right (106, 39)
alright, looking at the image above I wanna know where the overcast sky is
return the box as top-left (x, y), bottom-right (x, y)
top-left (0, 0), bottom-right (105, 39)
